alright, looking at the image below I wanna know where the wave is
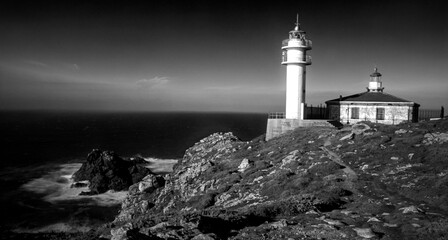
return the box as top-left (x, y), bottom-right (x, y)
top-left (142, 157), bottom-right (178, 174)
top-left (16, 157), bottom-right (178, 233)
top-left (21, 163), bottom-right (127, 207)
top-left (20, 157), bottom-right (178, 206)
top-left (14, 222), bottom-right (92, 233)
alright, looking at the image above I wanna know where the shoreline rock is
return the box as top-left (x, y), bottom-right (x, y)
top-left (72, 149), bottom-right (153, 195)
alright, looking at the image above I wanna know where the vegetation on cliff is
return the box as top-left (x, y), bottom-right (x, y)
top-left (105, 119), bottom-right (448, 239)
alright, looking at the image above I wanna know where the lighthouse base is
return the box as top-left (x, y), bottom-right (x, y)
top-left (265, 119), bottom-right (335, 141)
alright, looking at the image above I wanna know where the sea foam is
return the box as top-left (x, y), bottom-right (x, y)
top-left (21, 163), bottom-right (127, 206)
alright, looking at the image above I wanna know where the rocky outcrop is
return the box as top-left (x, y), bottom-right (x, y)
top-left (73, 149), bottom-right (152, 194)
top-left (106, 119), bottom-right (448, 240)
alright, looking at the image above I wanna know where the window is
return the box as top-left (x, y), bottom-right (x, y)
top-left (351, 107), bottom-right (359, 119)
top-left (282, 50), bottom-right (287, 62)
top-left (376, 108), bottom-right (385, 120)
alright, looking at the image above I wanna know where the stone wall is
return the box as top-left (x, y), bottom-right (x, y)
top-left (266, 119), bottom-right (301, 141)
top-left (265, 119), bottom-right (333, 140)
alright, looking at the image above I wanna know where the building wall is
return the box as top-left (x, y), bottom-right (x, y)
top-left (328, 103), bottom-right (415, 125)
top-left (328, 105), bottom-right (340, 121)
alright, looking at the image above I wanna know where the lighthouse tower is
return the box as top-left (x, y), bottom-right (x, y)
top-left (266, 15), bottom-right (329, 141)
top-left (281, 15), bottom-right (312, 119)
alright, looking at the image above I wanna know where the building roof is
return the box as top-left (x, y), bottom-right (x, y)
top-left (326, 91), bottom-right (419, 106)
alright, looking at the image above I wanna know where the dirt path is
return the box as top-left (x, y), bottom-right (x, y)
top-left (320, 146), bottom-right (357, 181)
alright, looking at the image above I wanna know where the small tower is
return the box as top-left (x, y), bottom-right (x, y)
top-left (282, 14), bottom-right (312, 119)
top-left (367, 67), bottom-right (384, 92)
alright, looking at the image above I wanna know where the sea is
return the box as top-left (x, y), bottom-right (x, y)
top-left (0, 111), bottom-right (267, 233)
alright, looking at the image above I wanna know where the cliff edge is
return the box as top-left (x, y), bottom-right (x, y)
top-left (105, 119), bottom-right (448, 240)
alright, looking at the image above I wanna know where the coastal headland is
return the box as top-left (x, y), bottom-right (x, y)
top-left (5, 119), bottom-right (448, 240)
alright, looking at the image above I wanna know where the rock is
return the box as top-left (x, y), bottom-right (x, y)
top-left (367, 217), bottom-right (381, 222)
top-left (149, 222), bottom-right (170, 231)
top-left (270, 219), bottom-right (287, 229)
top-left (352, 123), bottom-right (371, 135)
top-left (238, 158), bottom-right (250, 172)
top-left (340, 132), bottom-right (354, 141)
top-left (73, 149), bottom-right (152, 194)
top-left (422, 132), bottom-right (448, 145)
top-left (353, 228), bottom-right (376, 238)
top-left (138, 174), bottom-right (165, 193)
top-left (111, 223), bottom-right (132, 240)
top-left (280, 150), bottom-right (299, 169)
top-left (340, 123), bottom-right (372, 141)
top-left (305, 210), bottom-right (319, 215)
top-left (191, 234), bottom-right (216, 240)
top-left (395, 129), bottom-right (408, 134)
top-left (399, 205), bottom-right (423, 214)
top-left (157, 132), bottom-right (240, 211)
top-left (341, 210), bottom-right (352, 215)
top-left (383, 223), bottom-right (398, 227)
top-left (323, 218), bottom-right (344, 226)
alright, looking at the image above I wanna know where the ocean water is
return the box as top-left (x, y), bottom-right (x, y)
top-left (0, 111), bottom-right (267, 232)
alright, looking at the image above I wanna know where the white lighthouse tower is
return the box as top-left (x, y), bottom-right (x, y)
top-left (281, 14), bottom-right (312, 119)
top-left (266, 15), bottom-right (328, 141)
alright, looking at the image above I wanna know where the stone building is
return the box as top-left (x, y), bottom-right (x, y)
top-left (326, 68), bottom-right (419, 125)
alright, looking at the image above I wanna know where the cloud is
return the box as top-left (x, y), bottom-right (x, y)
top-left (135, 76), bottom-right (169, 89)
top-left (23, 60), bottom-right (48, 68)
top-left (204, 86), bottom-right (240, 91)
top-left (70, 64), bottom-right (80, 71)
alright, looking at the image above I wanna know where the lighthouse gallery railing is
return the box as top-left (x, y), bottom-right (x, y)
top-left (282, 39), bottom-right (312, 48)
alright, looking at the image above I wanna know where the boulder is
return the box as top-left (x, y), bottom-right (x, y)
top-left (138, 174), bottom-right (165, 193)
top-left (73, 149), bottom-right (153, 194)
top-left (422, 132), bottom-right (448, 145)
top-left (353, 228), bottom-right (376, 238)
top-left (351, 123), bottom-right (371, 135)
top-left (238, 158), bottom-right (251, 172)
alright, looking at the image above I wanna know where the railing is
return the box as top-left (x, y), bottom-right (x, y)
top-left (268, 112), bottom-right (285, 119)
top-left (282, 39), bottom-right (312, 48)
top-left (305, 105), bottom-right (328, 119)
top-left (419, 108), bottom-right (444, 121)
top-left (268, 105), bottom-right (327, 120)
top-left (269, 107), bottom-right (444, 122)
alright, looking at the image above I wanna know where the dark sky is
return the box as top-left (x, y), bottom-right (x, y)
top-left (0, 0), bottom-right (446, 112)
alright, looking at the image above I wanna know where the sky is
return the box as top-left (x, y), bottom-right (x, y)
top-left (0, 0), bottom-right (447, 112)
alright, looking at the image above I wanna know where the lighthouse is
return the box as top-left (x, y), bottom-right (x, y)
top-left (266, 15), bottom-right (330, 141)
top-left (281, 14), bottom-right (312, 119)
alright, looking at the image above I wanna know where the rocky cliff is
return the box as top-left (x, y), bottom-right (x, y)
top-left (103, 119), bottom-right (448, 240)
